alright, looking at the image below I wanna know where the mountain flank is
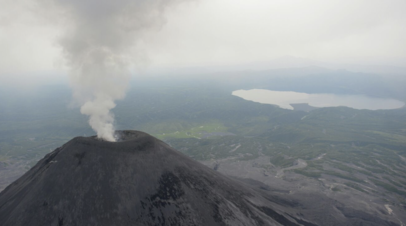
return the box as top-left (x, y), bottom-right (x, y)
top-left (0, 130), bottom-right (315, 226)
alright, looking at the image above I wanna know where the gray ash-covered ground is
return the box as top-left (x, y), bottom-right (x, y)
top-left (1, 76), bottom-right (406, 225)
top-left (0, 130), bottom-right (319, 226)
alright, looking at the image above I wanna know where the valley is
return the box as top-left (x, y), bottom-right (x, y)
top-left (1, 71), bottom-right (406, 225)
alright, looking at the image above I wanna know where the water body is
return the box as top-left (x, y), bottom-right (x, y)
top-left (232, 89), bottom-right (405, 110)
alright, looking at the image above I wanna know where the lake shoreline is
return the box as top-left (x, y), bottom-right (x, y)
top-left (232, 89), bottom-right (405, 111)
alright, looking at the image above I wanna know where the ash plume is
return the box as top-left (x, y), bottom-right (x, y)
top-left (41, 0), bottom-right (190, 141)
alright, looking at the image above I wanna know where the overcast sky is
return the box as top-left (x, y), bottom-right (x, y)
top-left (1, 0), bottom-right (405, 80)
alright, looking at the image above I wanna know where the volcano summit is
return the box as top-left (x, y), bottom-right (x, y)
top-left (0, 131), bottom-right (314, 226)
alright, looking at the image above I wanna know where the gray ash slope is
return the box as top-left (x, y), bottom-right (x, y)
top-left (0, 130), bottom-right (315, 226)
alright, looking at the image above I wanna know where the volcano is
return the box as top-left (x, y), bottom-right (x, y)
top-left (0, 130), bottom-right (316, 226)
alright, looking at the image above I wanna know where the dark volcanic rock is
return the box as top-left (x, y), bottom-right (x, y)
top-left (0, 131), bottom-right (314, 226)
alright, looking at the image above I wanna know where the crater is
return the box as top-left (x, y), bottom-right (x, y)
top-left (90, 130), bottom-right (149, 143)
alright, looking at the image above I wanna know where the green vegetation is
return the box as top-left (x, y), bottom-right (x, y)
top-left (294, 169), bottom-right (321, 178)
top-left (1, 75), bottom-right (406, 199)
top-left (369, 178), bottom-right (406, 196)
top-left (153, 122), bottom-right (228, 140)
top-left (270, 155), bottom-right (296, 168)
top-left (322, 171), bottom-right (364, 183)
top-left (344, 182), bottom-right (368, 193)
top-left (331, 186), bottom-right (341, 192)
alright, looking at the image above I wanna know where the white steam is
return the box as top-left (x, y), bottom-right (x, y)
top-left (40, 0), bottom-right (191, 141)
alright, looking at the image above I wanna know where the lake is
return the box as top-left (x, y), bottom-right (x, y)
top-left (232, 89), bottom-right (405, 111)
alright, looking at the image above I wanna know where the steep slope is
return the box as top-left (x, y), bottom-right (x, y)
top-left (0, 131), bottom-right (313, 226)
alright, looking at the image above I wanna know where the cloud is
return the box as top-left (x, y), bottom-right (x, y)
top-left (145, 0), bottom-right (406, 67)
top-left (0, 0), bottom-right (405, 75)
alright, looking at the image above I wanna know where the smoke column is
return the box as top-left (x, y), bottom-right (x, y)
top-left (42, 0), bottom-right (190, 141)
